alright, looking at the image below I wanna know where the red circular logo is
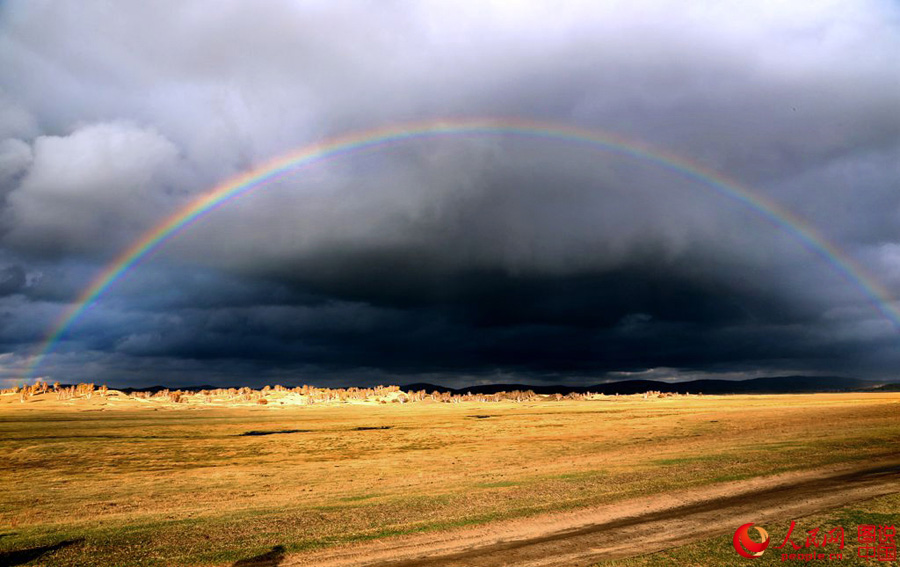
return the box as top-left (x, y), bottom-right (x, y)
top-left (733, 522), bottom-right (770, 558)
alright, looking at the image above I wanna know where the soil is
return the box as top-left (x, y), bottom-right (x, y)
top-left (285, 459), bottom-right (900, 567)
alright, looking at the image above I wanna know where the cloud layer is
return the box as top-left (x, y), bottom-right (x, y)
top-left (0, 0), bottom-right (898, 386)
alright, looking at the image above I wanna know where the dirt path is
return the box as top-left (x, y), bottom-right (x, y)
top-left (285, 460), bottom-right (900, 567)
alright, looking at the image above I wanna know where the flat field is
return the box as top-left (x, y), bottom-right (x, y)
top-left (1, 391), bottom-right (898, 566)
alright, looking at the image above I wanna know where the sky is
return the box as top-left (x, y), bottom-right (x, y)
top-left (0, 0), bottom-right (899, 388)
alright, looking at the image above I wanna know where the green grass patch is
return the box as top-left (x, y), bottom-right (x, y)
top-left (593, 492), bottom-right (900, 567)
top-left (476, 481), bottom-right (520, 488)
top-left (3, 395), bottom-right (899, 566)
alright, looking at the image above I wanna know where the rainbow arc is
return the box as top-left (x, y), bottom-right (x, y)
top-left (24, 118), bottom-right (899, 379)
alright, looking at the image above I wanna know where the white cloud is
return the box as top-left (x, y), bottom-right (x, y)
top-left (3, 122), bottom-right (184, 256)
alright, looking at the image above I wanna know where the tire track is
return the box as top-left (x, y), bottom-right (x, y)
top-left (287, 461), bottom-right (900, 567)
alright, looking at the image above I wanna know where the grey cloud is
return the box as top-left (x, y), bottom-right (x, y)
top-left (0, 137), bottom-right (32, 207)
top-left (0, 0), bottom-right (898, 386)
top-left (0, 264), bottom-right (25, 295)
top-left (0, 91), bottom-right (37, 140)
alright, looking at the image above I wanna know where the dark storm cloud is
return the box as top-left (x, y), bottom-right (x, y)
top-left (0, 265), bottom-right (25, 296)
top-left (0, 0), bottom-right (898, 386)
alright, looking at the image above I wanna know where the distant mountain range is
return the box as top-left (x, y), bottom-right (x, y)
top-left (118, 375), bottom-right (898, 396)
top-left (401, 376), bottom-right (892, 395)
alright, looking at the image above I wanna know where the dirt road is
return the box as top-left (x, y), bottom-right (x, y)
top-left (286, 460), bottom-right (900, 567)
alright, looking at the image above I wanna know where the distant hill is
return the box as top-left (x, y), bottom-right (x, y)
top-left (109, 376), bottom-right (884, 396)
top-left (402, 376), bottom-right (880, 395)
top-left (118, 384), bottom-right (222, 394)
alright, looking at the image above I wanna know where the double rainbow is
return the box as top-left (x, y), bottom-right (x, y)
top-left (24, 118), bottom-right (899, 379)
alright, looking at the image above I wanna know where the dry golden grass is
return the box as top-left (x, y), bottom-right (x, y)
top-left (595, 490), bottom-right (900, 567)
top-left (1, 390), bottom-right (898, 566)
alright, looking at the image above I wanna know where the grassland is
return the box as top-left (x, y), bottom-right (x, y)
top-left (1, 391), bottom-right (899, 566)
top-left (595, 491), bottom-right (900, 566)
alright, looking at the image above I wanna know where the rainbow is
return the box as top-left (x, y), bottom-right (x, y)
top-left (24, 118), bottom-right (899, 379)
